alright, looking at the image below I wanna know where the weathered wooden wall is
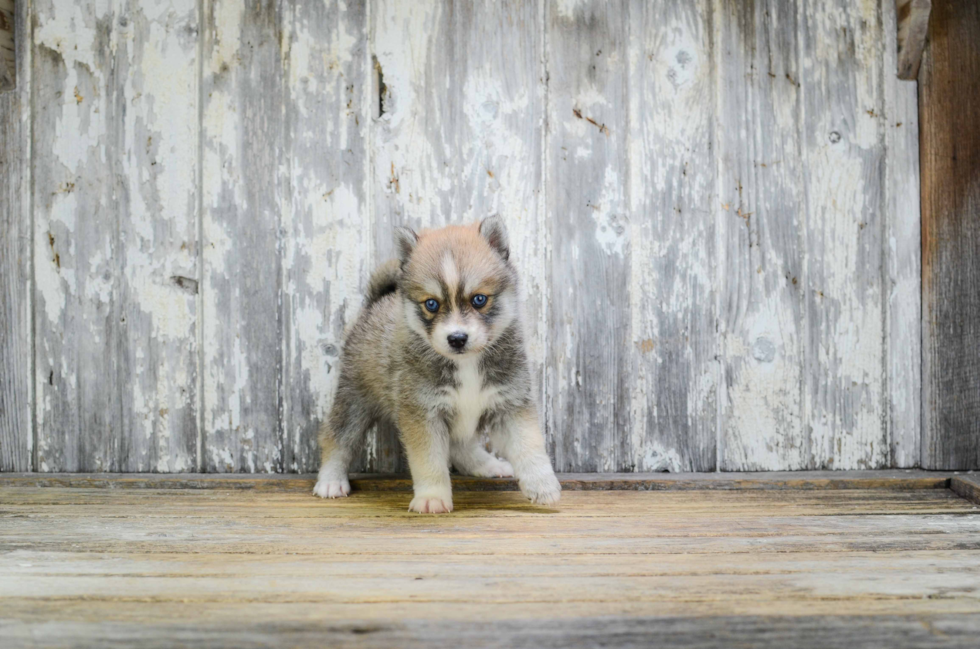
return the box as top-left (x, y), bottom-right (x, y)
top-left (919, 0), bottom-right (980, 470)
top-left (0, 0), bottom-right (922, 474)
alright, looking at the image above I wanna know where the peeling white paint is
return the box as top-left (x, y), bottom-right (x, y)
top-left (19, 0), bottom-right (921, 474)
top-left (590, 167), bottom-right (627, 257)
top-left (800, 0), bottom-right (889, 470)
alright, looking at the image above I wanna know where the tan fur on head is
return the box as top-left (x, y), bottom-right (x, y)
top-left (398, 220), bottom-right (517, 359)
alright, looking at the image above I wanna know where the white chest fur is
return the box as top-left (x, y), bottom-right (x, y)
top-left (449, 358), bottom-right (498, 441)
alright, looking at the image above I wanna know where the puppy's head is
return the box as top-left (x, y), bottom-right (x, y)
top-left (396, 216), bottom-right (516, 358)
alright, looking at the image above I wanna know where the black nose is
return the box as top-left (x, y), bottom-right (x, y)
top-left (447, 332), bottom-right (468, 350)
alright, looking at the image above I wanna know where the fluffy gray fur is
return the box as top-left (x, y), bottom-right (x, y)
top-left (314, 217), bottom-right (561, 513)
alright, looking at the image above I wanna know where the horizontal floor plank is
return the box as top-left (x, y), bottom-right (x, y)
top-left (6, 548), bottom-right (979, 577)
top-left (4, 613), bottom-right (980, 649)
top-left (3, 511), bottom-right (979, 539)
top-left (5, 554), bottom-right (980, 604)
top-left (2, 488), bottom-right (973, 516)
top-left (0, 470), bottom-right (964, 492)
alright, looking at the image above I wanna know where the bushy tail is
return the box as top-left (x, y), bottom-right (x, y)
top-left (366, 258), bottom-right (401, 305)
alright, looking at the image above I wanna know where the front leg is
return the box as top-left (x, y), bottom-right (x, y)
top-left (488, 406), bottom-right (561, 506)
top-left (314, 387), bottom-right (370, 499)
top-left (398, 410), bottom-right (454, 514)
top-left (451, 435), bottom-right (514, 478)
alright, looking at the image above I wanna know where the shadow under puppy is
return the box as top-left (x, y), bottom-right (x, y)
top-left (314, 217), bottom-right (561, 513)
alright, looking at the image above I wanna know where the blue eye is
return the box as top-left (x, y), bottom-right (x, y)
top-left (424, 298), bottom-right (439, 313)
top-left (471, 294), bottom-right (488, 308)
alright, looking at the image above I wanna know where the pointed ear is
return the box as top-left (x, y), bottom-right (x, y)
top-left (394, 226), bottom-right (418, 265)
top-left (479, 215), bottom-right (509, 260)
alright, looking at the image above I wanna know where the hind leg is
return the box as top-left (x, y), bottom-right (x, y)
top-left (314, 388), bottom-right (370, 499)
top-left (451, 436), bottom-right (513, 478)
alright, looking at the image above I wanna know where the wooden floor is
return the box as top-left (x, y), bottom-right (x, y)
top-left (3, 472), bottom-right (980, 648)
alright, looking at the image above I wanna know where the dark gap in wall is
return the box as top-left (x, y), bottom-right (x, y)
top-left (0, 0), bottom-right (15, 92)
top-left (372, 54), bottom-right (386, 118)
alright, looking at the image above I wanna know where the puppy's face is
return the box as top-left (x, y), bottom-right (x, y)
top-left (397, 217), bottom-right (516, 359)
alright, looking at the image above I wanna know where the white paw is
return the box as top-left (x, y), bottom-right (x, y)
top-left (409, 493), bottom-right (453, 514)
top-left (519, 469), bottom-right (561, 506)
top-left (471, 457), bottom-right (514, 478)
top-left (313, 477), bottom-right (350, 499)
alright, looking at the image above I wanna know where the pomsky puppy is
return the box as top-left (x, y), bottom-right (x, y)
top-left (313, 216), bottom-right (561, 513)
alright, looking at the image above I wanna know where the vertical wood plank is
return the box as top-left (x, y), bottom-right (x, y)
top-left (882, 0), bottom-right (921, 467)
top-left (453, 0), bottom-right (546, 458)
top-left (201, 0), bottom-right (284, 472)
top-left (800, 0), bottom-right (887, 469)
top-left (715, 0), bottom-right (805, 470)
top-left (919, 0), bottom-right (980, 470)
top-left (365, 0), bottom-right (456, 472)
top-left (115, 0), bottom-right (201, 471)
top-left (281, 0), bottom-right (370, 473)
top-left (33, 0), bottom-right (123, 471)
top-left (546, 0), bottom-right (630, 472)
top-left (369, 0), bottom-right (455, 248)
top-left (628, 0), bottom-right (717, 471)
top-left (32, 0), bottom-right (200, 472)
top-left (0, 0), bottom-right (32, 472)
